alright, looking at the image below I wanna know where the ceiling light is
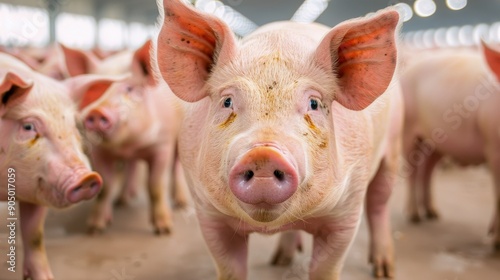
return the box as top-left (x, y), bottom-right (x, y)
top-left (414, 0), bottom-right (436, 18)
top-left (394, 3), bottom-right (413, 22)
top-left (445, 26), bottom-right (460, 47)
top-left (434, 28), bottom-right (448, 47)
top-left (446, 0), bottom-right (467, 11)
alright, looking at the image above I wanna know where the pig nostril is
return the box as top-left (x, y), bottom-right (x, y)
top-left (243, 170), bottom-right (254, 181)
top-left (72, 186), bottom-right (82, 193)
top-left (87, 116), bottom-right (94, 123)
top-left (274, 170), bottom-right (285, 181)
top-left (100, 117), bottom-right (107, 123)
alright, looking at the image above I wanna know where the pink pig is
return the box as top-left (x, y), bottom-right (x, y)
top-left (155, 0), bottom-right (404, 279)
top-left (60, 40), bottom-right (188, 234)
top-left (401, 42), bottom-right (500, 250)
top-left (0, 52), bottom-right (117, 279)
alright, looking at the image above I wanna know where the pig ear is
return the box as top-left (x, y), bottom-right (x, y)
top-left (59, 43), bottom-right (99, 77)
top-left (157, 0), bottom-right (237, 102)
top-left (314, 9), bottom-right (400, 111)
top-left (132, 39), bottom-right (157, 86)
top-left (481, 40), bottom-right (500, 81)
top-left (65, 74), bottom-right (126, 110)
top-left (0, 70), bottom-right (33, 116)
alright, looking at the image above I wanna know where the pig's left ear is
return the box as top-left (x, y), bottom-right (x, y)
top-left (65, 74), bottom-right (126, 110)
top-left (0, 70), bottom-right (33, 116)
top-left (481, 40), bottom-right (500, 81)
top-left (314, 9), bottom-right (400, 111)
top-left (132, 39), bottom-right (156, 86)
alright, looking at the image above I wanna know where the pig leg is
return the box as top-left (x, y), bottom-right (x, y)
top-left (421, 152), bottom-right (442, 220)
top-left (116, 160), bottom-right (141, 206)
top-left (147, 146), bottom-right (175, 235)
top-left (486, 151), bottom-right (500, 250)
top-left (270, 230), bottom-right (303, 266)
top-left (172, 157), bottom-right (189, 209)
top-left (308, 219), bottom-right (361, 280)
top-left (198, 216), bottom-right (248, 280)
top-left (404, 137), bottom-right (425, 223)
top-left (20, 202), bottom-right (53, 280)
top-left (366, 158), bottom-right (398, 278)
top-left (87, 151), bottom-right (120, 234)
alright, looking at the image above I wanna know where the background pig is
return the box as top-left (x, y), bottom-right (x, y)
top-left (0, 52), bottom-right (116, 280)
top-left (61, 40), bottom-right (188, 234)
top-left (155, 0), bottom-right (403, 279)
top-left (401, 42), bottom-right (500, 250)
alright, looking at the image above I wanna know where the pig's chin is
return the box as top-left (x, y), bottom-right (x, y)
top-left (238, 202), bottom-right (286, 223)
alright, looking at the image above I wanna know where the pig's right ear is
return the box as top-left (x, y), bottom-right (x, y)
top-left (156, 0), bottom-right (237, 102)
top-left (481, 40), bottom-right (500, 81)
top-left (65, 74), bottom-right (125, 110)
top-left (0, 70), bottom-right (33, 116)
top-left (59, 43), bottom-right (100, 77)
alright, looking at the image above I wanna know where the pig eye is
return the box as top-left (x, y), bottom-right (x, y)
top-left (125, 85), bottom-right (134, 93)
top-left (309, 99), bottom-right (319, 111)
top-left (22, 123), bottom-right (36, 132)
top-left (223, 97), bottom-right (233, 108)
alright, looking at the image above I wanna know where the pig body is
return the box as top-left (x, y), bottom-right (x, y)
top-left (401, 45), bottom-right (500, 249)
top-left (62, 41), bottom-right (188, 234)
top-left (156, 1), bottom-right (403, 279)
top-left (0, 52), bottom-right (112, 279)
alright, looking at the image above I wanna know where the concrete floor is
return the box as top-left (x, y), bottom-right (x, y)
top-left (1, 165), bottom-right (499, 280)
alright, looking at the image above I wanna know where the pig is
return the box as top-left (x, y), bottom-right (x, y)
top-left (0, 52), bottom-right (118, 280)
top-left (60, 40), bottom-right (188, 234)
top-left (155, 0), bottom-right (404, 279)
top-left (400, 42), bottom-right (500, 250)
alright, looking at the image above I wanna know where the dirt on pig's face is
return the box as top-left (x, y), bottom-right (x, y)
top-left (197, 43), bottom-right (342, 227)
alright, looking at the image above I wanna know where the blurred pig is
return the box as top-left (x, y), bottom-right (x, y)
top-left (0, 52), bottom-right (117, 280)
top-left (401, 42), bottom-right (500, 250)
top-left (155, 0), bottom-right (403, 279)
top-left (61, 40), bottom-right (188, 234)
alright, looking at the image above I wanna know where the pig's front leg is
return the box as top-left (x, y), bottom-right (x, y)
top-left (147, 146), bottom-right (175, 235)
top-left (116, 159), bottom-right (140, 206)
top-left (421, 152), bottom-right (442, 220)
top-left (486, 148), bottom-right (500, 250)
top-left (308, 219), bottom-right (361, 280)
top-left (20, 202), bottom-right (53, 280)
top-left (270, 230), bottom-right (303, 266)
top-left (366, 159), bottom-right (396, 278)
top-left (199, 216), bottom-right (248, 280)
top-left (87, 151), bottom-right (120, 234)
top-left (172, 157), bottom-right (189, 209)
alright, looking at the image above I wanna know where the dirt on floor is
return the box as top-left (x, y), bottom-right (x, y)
top-left (1, 164), bottom-right (499, 280)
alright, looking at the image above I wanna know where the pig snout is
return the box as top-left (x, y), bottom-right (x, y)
top-left (84, 108), bottom-right (114, 133)
top-left (229, 146), bottom-right (299, 205)
top-left (65, 172), bottom-right (103, 203)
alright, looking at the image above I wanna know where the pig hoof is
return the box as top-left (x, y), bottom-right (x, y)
top-left (425, 210), bottom-right (439, 220)
top-left (409, 214), bottom-right (421, 224)
top-left (154, 227), bottom-right (171, 235)
top-left (371, 261), bottom-right (394, 279)
top-left (87, 226), bottom-right (105, 235)
top-left (114, 197), bottom-right (130, 207)
top-left (270, 250), bottom-right (293, 266)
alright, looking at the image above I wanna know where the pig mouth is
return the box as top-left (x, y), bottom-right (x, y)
top-left (239, 202), bottom-right (285, 223)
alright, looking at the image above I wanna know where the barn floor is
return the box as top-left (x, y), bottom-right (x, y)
top-left (1, 165), bottom-right (499, 280)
